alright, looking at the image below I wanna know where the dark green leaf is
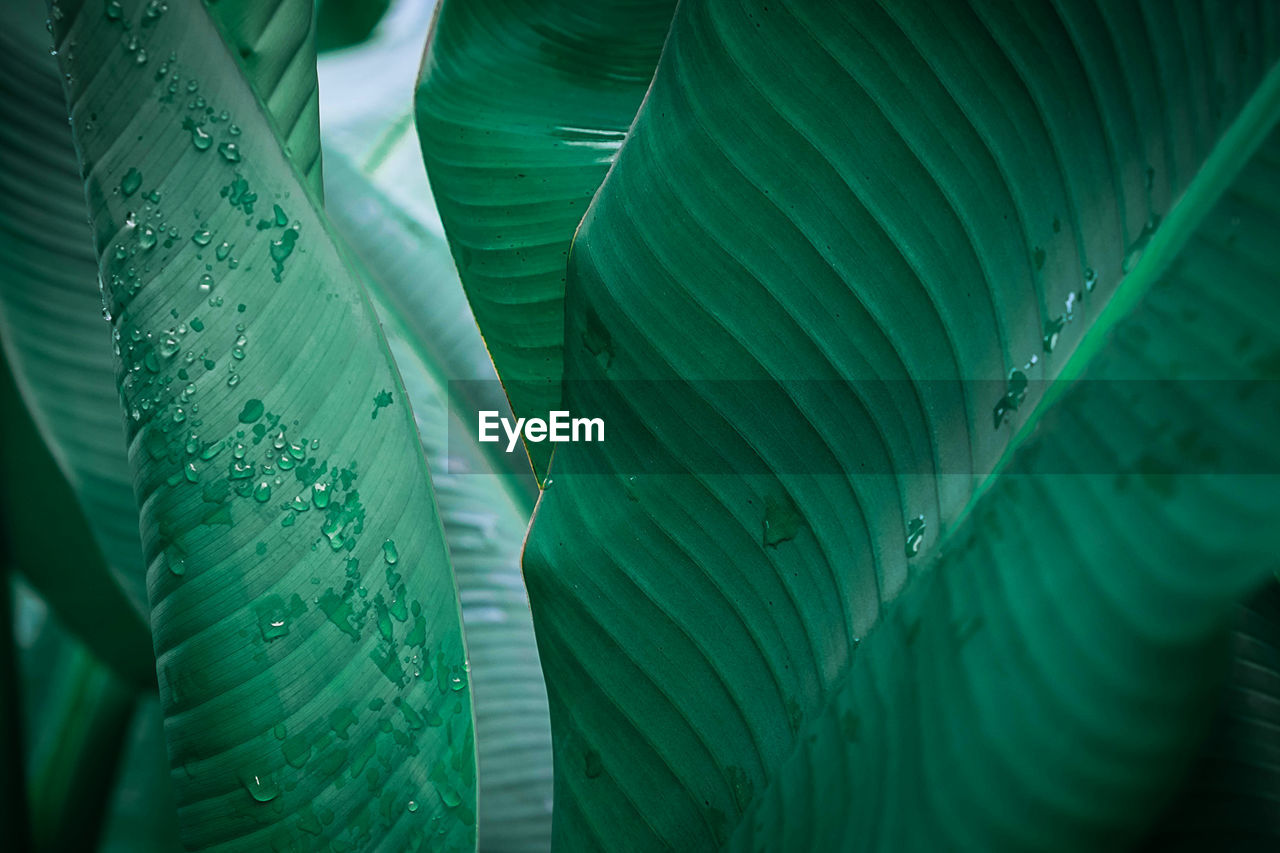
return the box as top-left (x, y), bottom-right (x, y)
top-left (1, 355), bottom-right (154, 689)
top-left (523, 1), bottom-right (1280, 848)
top-left (0, 0), bottom-right (150, 619)
top-left (315, 0), bottom-right (392, 53)
top-left (0, 1), bottom-right (155, 687)
top-left (13, 578), bottom-right (138, 853)
top-left (1140, 580), bottom-right (1280, 850)
top-left (324, 151), bottom-right (552, 851)
top-left (415, 0), bottom-right (676, 479)
top-left (98, 697), bottom-right (183, 853)
top-left (50, 0), bottom-right (475, 847)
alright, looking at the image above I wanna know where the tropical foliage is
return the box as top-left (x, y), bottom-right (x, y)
top-left (1, 0), bottom-right (1278, 851)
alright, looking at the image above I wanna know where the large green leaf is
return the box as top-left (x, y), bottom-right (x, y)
top-left (0, 0), bottom-right (150, 618)
top-left (205, 0), bottom-right (324, 202)
top-left (320, 12), bottom-right (554, 845)
top-left (523, 0), bottom-right (1280, 848)
top-left (1, 352), bottom-right (154, 689)
top-left (50, 0), bottom-right (475, 848)
top-left (99, 697), bottom-right (183, 853)
top-left (0, 571), bottom-right (29, 849)
top-left (315, 0), bottom-right (392, 53)
top-left (1140, 580), bottom-right (1280, 850)
top-left (324, 151), bottom-right (553, 853)
top-left (13, 577), bottom-right (140, 852)
top-left (415, 0), bottom-right (676, 479)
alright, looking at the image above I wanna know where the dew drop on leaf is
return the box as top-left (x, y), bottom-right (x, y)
top-left (1043, 315), bottom-right (1065, 352)
top-left (762, 492), bottom-right (803, 547)
top-left (120, 166), bottom-right (141, 196)
top-left (241, 772), bottom-right (280, 803)
top-left (905, 515), bottom-right (926, 557)
top-left (238, 398), bottom-right (264, 423)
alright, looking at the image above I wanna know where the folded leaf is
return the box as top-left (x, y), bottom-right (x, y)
top-left (319, 12), bottom-right (553, 845)
top-left (51, 0), bottom-right (475, 848)
top-left (524, 0), bottom-right (1280, 848)
top-left (325, 150), bottom-right (552, 852)
top-left (415, 0), bottom-right (676, 480)
top-left (205, 0), bottom-right (324, 202)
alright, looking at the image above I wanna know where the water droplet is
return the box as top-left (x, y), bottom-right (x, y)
top-left (238, 398), bottom-right (264, 423)
top-left (905, 515), bottom-right (926, 557)
top-left (382, 539), bottom-right (398, 565)
top-left (166, 546), bottom-right (186, 576)
top-left (253, 481), bottom-right (271, 502)
top-left (139, 226), bottom-right (157, 250)
top-left (105, 0), bottom-right (123, 20)
top-left (120, 167), bottom-right (142, 197)
top-left (312, 482), bottom-right (330, 509)
top-left (1122, 217), bottom-right (1161, 273)
top-left (191, 228), bottom-right (211, 246)
top-left (241, 772), bottom-right (280, 803)
top-left (183, 118), bottom-right (212, 151)
top-left (762, 493), bottom-right (803, 547)
top-left (218, 142), bottom-right (240, 162)
top-left (407, 800), bottom-right (419, 813)
top-left (1042, 316), bottom-right (1066, 352)
top-left (992, 370), bottom-right (1029, 429)
top-left (215, 241), bottom-right (231, 261)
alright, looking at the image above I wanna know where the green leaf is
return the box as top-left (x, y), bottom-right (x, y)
top-left (0, 0), bottom-right (150, 619)
top-left (0, 0), bottom-right (156, 688)
top-left (13, 578), bottom-right (140, 853)
top-left (1141, 580), bottom-right (1280, 849)
top-left (320, 16), bottom-right (560, 842)
top-left (2, 353), bottom-right (154, 689)
top-left (319, 13), bottom-right (551, 840)
top-left (204, 0), bottom-right (324, 202)
top-left (51, 0), bottom-right (475, 847)
top-left (315, 0), bottom-right (392, 53)
top-left (523, 1), bottom-right (1280, 849)
top-left (324, 150), bottom-right (552, 852)
top-left (0, 572), bottom-right (30, 850)
top-left (415, 0), bottom-right (676, 480)
top-left (98, 696), bottom-right (183, 853)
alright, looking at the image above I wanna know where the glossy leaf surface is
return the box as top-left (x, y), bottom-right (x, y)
top-left (524, 1), bottom-right (1280, 848)
top-left (51, 0), bottom-right (476, 848)
top-left (415, 0), bottom-right (676, 479)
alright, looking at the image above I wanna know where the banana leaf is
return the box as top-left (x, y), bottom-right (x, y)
top-left (47, 0), bottom-right (476, 847)
top-left (415, 0), bottom-right (677, 480)
top-left (523, 1), bottom-right (1280, 849)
